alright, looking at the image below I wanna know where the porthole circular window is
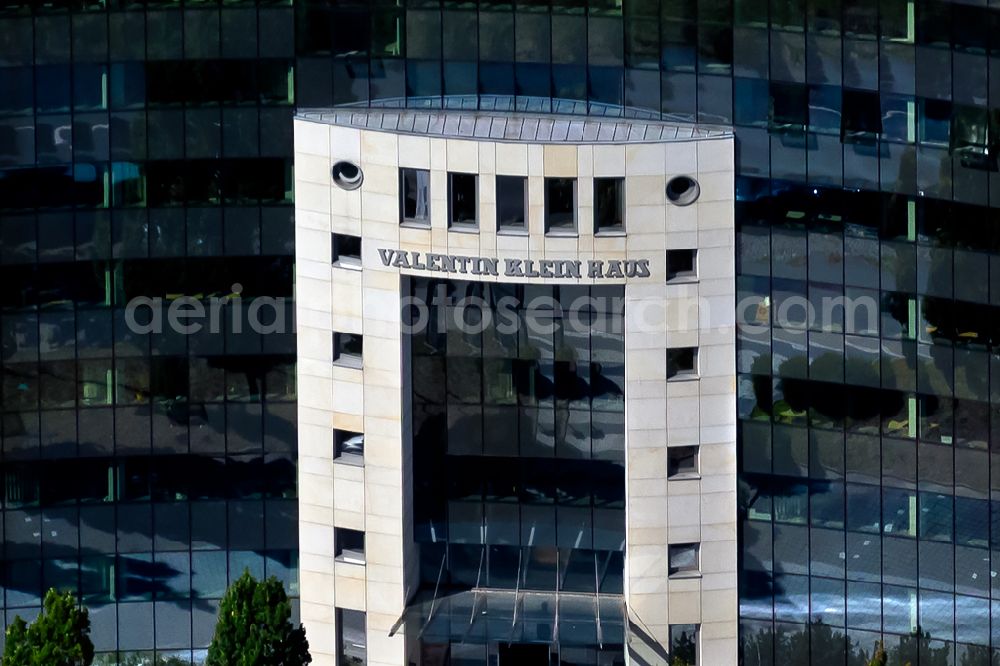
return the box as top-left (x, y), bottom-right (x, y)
top-left (666, 175), bottom-right (700, 206)
top-left (332, 161), bottom-right (364, 190)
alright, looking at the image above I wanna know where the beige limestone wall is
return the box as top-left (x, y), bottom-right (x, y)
top-left (295, 115), bottom-right (737, 666)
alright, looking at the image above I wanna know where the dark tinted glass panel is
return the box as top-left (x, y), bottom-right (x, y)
top-left (333, 333), bottom-right (363, 365)
top-left (594, 177), bottom-right (624, 233)
top-left (408, 278), bottom-right (625, 601)
top-left (448, 172), bottom-right (477, 227)
top-left (335, 528), bottom-right (365, 563)
top-left (333, 233), bottom-right (362, 265)
top-left (668, 446), bottom-right (699, 477)
top-left (667, 249), bottom-right (697, 280)
top-left (667, 347), bottom-right (697, 378)
top-left (496, 175), bottom-right (527, 230)
top-left (668, 543), bottom-right (699, 574)
top-left (337, 608), bottom-right (366, 666)
top-left (401, 168), bottom-right (430, 224)
top-left (669, 624), bottom-right (698, 665)
top-left (335, 429), bottom-right (364, 461)
top-left (545, 178), bottom-right (576, 232)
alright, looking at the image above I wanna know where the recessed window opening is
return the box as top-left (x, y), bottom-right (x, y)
top-left (545, 177), bottom-right (577, 233)
top-left (334, 429), bottom-right (365, 462)
top-left (332, 233), bottom-right (362, 267)
top-left (336, 608), bottom-right (367, 666)
top-left (496, 175), bottom-right (527, 232)
top-left (669, 624), bottom-right (699, 666)
top-left (666, 249), bottom-right (697, 281)
top-left (448, 172), bottom-right (478, 228)
top-left (335, 528), bottom-right (366, 564)
top-left (668, 446), bottom-right (699, 478)
top-left (668, 543), bottom-right (700, 576)
top-left (667, 347), bottom-right (698, 379)
top-left (400, 167), bottom-right (430, 225)
top-left (594, 177), bottom-right (625, 234)
top-left (333, 332), bottom-right (363, 367)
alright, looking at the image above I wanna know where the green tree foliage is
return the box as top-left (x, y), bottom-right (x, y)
top-left (2, 589), bottom-right (94, 666)
top-left (669, 628), bottom-right (697, 666)
top-left (101, 655), bottom-right (190, 666)
top-left (206, 570), bottom-right (311, 666)
top-left (890, 628), bottom-right (952, 666)
top-left (749, 353), bottom-right (887, 428)
top-left (739, 621), bottom-right (986, 666)
top-left (959, 645), bottom-right (1000, 666)
top-left (867, 640), bottom-right (887, 666)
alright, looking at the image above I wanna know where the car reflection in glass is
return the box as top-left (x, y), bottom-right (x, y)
top-left (341, 434), bottom-right (365, 456)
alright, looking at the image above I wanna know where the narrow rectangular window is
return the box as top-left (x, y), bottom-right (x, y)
top-left (594, 177), bottom-right (625, 233)
top-left (334, 429), bottom-right (364, 463)
top-left (669, 624), bottom-right (699, 665)
top-left (666, 249), bottom-right (697, 281)
top-left (448, 172), bottom-right (478, 228)
top-left (668, 543), bottom-right (699, 575)
top-left (496, 175), bottom-right (527, 232)
top-left (545, 177), bottom-right (577, 233)
top-left (668, 445), bottom-right (699, 478)
top-left (667, 347), bottom-right (698, 379)
top-left (400, 167), bottom-right (430, 225)
top-left (336, 608), bottom-right (367, 665)
top-left (332, 233), bottom-right (362, 267)
top-left (335, 528), bottom-right (366, 564)
top-left (333, 332), bottom-right (363, 368)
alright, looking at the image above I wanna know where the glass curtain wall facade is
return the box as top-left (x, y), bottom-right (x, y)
top-left (406, 277), bottom-right (626, 663)
top-left (0, 2), bottom-right (298, 663)
top-left (293, 0), bottom-right (1000, 664)
top-left (732, 4), bottom-right (1000, 665)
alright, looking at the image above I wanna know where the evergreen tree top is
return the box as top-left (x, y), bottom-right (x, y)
top-left (206, 570), bottom-right (311, 666)
top-left (3, 588), bottom-right (94, 666)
